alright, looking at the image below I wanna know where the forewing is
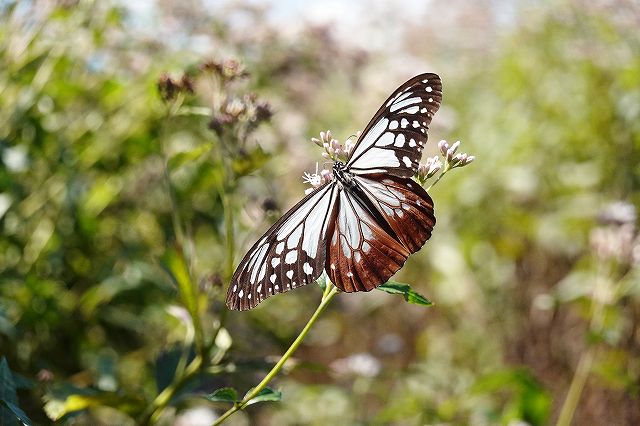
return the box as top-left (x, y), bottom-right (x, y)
top-left (347, 73), bottom-right (442, 177)
top-left (227, 183), bottom-right (338, 310)
top-left (354, 174), bottom-right (435, 253)
top-left (326, 189), bottom-right (411, 293)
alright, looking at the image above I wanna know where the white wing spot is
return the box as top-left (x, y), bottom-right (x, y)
top-left (270, 274), bottom-right (276, 283)
top-left (330, 263), bottom-right (336, 270)
top-left (287, 227), bottom-right (302, 249)
top-left (389, 188), bottom-right (406, 200)
top-left (422, 79), bottom-right (429, 83)
top-left (286, 270), bottom-right (294, 279)
top-left (428, 97), bottom-right (433, 102)
top-left (275, 284), bottom-right (279, 290)
top-left (347, 271), bottom-right (353, 277)
top-left (276, 242), bottom-right (285, 255)
top-left (271, 258), bottom-right (280, 267)
top-left (426, 86), bottom-right (432, 92)
top-left (233, 285), bottom-right (237, 293)
top-left (412, 120), bottom-right (420, 128)
top-left (340, 235), bottom-right (352, 259)
top-left (420, 107), bottom-right (427, 113)
top-left (362, 242), bottom-right (371, 253)
top-left (378, 132), bottom-right (395, 146)
top-left (354, 251), bottom-right (362, 262)
top-left (400, 118), bottom-right (409, 128)
top-left (303, 262), bottom-right (313, 274)
top-left (238, 289), bottom-right (244, 298)
top-left (395, 209), bottom-right (405, 218)
top-left (361, 223), bottom-right (373, 239)
top-left (394, 134), bottom-right (405, 147)
top-left (248, 293), bottom-right (252, 299)
top-left (389, 120), bottom-right (398, 130)
top-left (400, 105), bottom-right (420, 114)
top-left (258, 263), bottom-right (267, 282)
top-left (409, 139), bottom-right (416, 147)
top-left (285, 251), bottom-right (297, 264)
top-left (257, 284), bottom-right (262, 293)
top-left (402, 156), bottom-right (412, 167)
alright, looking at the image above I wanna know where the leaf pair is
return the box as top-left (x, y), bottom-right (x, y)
top-left (205, 386), bottom-right (281, 406)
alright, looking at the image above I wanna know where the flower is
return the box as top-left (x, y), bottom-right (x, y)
top-left (417, 156), bottom-right (442, 181)
top-left (311, 129), bottom-right (357, 163)
top-left (303, 163), bottom-right (332, 194)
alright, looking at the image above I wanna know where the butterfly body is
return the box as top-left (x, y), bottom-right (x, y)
top-left (333, 161), bottom-right (355, 189)
top-left (227, 73), bottom-right (442, 310)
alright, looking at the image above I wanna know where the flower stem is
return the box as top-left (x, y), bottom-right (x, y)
top-left (142, 354), bottom-right (203, 425)
top-left (425, 163), bottom-right (451, 192)
top-left (212, 283), bottom-right (340, 426)
top-left (556, 262), bottom-right (609, 426)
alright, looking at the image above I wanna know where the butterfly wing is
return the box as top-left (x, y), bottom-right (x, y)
top-left (326, 187), bottom-right (410, 292)
top-left (353, 174), bottom-right (435, 252)
top-left (327, 73), bottom-right (440, 292)
top-left (227, 183), bottom-right (338, 310)
top-left (347, 73), bottom-right (442, 177)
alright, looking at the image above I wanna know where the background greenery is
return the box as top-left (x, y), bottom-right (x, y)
top-left (1, 0), bottom-right (639, 424)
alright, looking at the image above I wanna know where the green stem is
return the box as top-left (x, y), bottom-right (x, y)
top-left (425, 163), bottom-right (451, 192)
top-left (212, 283), bottom-right (340, 426)
top-left (556, 262), bottom-right (609, 426)
top-left (142, 355), bottom-right (203, 425)
top-left (556, 350), bottom-right (594, 426)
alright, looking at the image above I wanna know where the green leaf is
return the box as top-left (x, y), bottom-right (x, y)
top-left (160, 247), bottom-right (201, 338)
top-left (316, 272), bottom-right (328, 290)
top-left (175, 106), bottom-right (213, 117)
top-left (168, 144), bottom-right (210, 170)
top-left (11, 373), bottom-right (32, 390)
top-left (0, 400), bottom-right (32, 426)
top-left (0, 357), bottom-right (18, 426)
top-left (154, 346), bottom-right (183, 393)
top-left (43, 385), bottom-right (144, 421)
top-left (231, 146), bottom-right (270, 177)
top-left (377, 281), bottom-right (433, 306)
top-left (245, 387), bottom-right (282, 406)
top-left (205, 387), bottom-right (238, 404)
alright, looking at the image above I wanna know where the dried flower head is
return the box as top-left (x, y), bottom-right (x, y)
top-left (157, 73), bottom-right (180, 102)
top-left (254, 100), bottom-right (273, 122)
top-left (158, 72), bottom-right (196, 102)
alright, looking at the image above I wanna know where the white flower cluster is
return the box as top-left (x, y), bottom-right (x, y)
top-left (311, 130), bottom-right (358, 163)
top-left (416, 139), bottom-right (475, 186)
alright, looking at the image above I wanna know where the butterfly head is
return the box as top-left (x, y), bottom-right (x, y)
top-left (332, 160), bottom-right (355, 189)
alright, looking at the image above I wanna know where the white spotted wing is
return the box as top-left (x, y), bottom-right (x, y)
top-left (227, 184), bottom-right (338, 310)
top-left (347, 73), bottom-right (442, 177)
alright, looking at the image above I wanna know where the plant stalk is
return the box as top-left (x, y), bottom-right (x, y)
top-left (212, 283), bottom-right (339, 425)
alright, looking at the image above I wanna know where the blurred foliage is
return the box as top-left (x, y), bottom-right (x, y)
top-left (1, 0), bottom-right (639, 425)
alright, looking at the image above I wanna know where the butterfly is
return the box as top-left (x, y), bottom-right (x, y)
top-left (227, 73), bottom-right (442, 310)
